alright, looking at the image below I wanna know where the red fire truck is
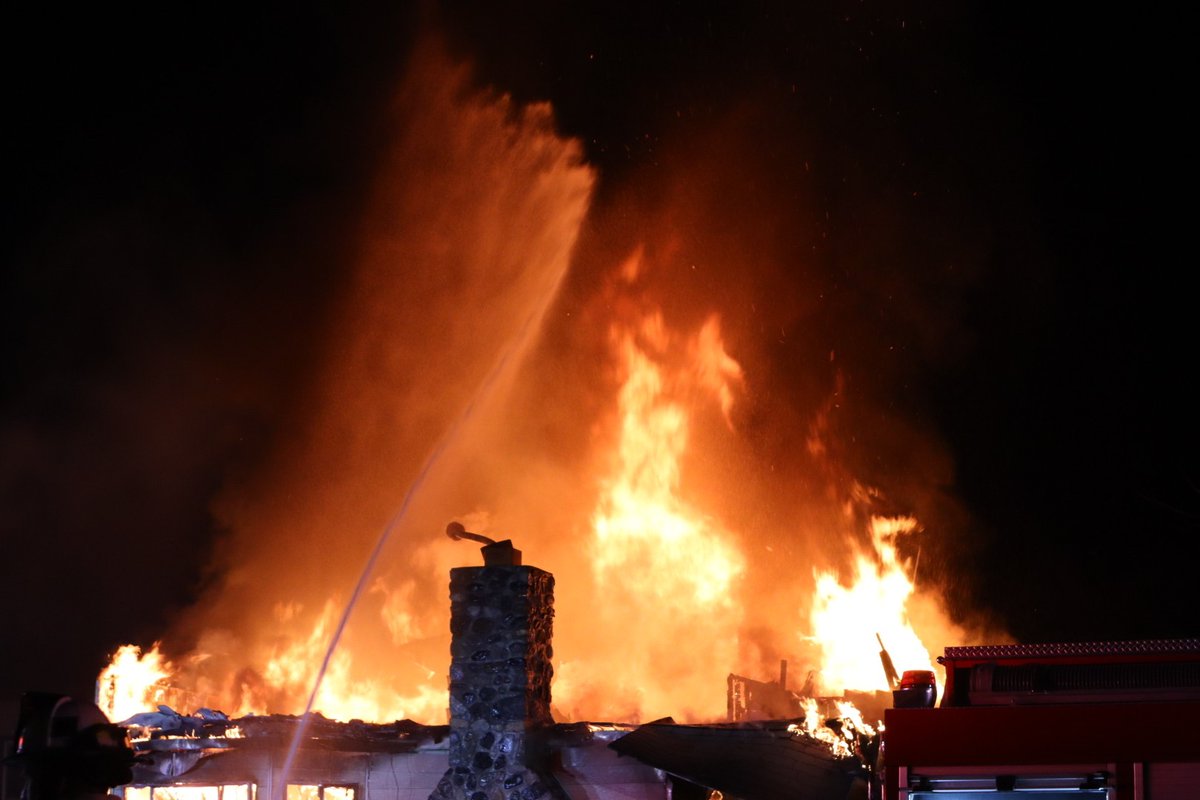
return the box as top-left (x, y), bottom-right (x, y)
top-left (881, 639), bottom-right (1200, 800)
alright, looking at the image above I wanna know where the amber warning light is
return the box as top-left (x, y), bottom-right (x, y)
top-left (893, 670), bottom-right (937, 709)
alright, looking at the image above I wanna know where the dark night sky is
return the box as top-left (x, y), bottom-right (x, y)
top-left (2, 1), bottom-right (1196, 730)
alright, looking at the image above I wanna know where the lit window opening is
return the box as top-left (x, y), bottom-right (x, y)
top-left (121, 785), bottom-right (256, 800)
top-left (286, 785), bottom-right (356, 800)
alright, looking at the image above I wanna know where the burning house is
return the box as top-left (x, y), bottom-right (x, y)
top-left (38, 532), bottom-right (1187, 800)
top-left (18, 543), bottom-right (1197, 800)
top-left (13, 28), bottom-right (1196, 800)
top-left (13, 519), bottom-right (890, 800)
top-left (87, 535), bottom-right (876, 800)
top-left (74, 41), bottom-right (977, 744)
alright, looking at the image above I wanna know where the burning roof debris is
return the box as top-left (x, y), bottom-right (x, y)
top-left (121, 706), bottom-right (447, 751)
top-left (121, 706), bottom-right (448, 788)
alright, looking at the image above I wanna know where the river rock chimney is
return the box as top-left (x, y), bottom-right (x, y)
top-left (430, 546), bottom-right (564, 800)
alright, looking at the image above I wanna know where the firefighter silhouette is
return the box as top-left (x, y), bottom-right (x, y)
top-left (5, 692), bottom-right (136, 800)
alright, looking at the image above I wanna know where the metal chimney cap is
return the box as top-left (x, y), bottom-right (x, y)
top-left (446, 521), bottom-right (522, 565)
top-left (482, 540), bottom-right (522, 566)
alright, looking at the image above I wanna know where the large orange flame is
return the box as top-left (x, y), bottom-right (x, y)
top-left (809, 514), bottom-right (937, 695)
top-left (97, 616), bottom-right (446, 725)
top-left (97, 644), bottom-right (172, 722)
top-left (97, 290), bottom-right (954, 724)
top-left (552, 304), bottom-right (745, 722)
top-left (96, 45), bottom-right (984, 728)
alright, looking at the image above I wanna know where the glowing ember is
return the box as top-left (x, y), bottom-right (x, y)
top-left (791, 698), bottom-right (877, 759)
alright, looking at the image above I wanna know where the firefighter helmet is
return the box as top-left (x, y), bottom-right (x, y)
top-left (7, 691), bottom-right (136, 798)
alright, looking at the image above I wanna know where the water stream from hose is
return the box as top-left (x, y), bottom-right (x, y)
top-left (275, 256), bottom-right (571, 795)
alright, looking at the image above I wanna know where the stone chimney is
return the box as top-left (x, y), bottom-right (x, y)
top-left (430, 539), bottom-right (566, 800)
